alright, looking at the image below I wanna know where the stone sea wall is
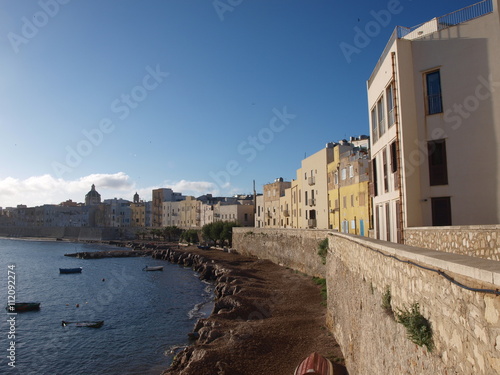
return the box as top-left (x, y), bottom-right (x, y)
top-left (405, 225), bottom-right (500, 261)
top-left (0, 226), bottom-right (132, 241)
top-left (232, 227), bottom-right (330, 277)
top-left (327, 232), bottom-right (500, 375)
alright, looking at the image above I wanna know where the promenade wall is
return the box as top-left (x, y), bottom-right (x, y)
top-left (405, 225), bottom-right (500, 261)
top-left (233, 227), bottom-right (500, 374)
top-left (232, 227), bottom-right (329, 277)
top-left (0, 226), bottom-right (129, 241)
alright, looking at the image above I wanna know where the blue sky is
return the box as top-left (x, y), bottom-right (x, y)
top-left (0, 0), bottom-right (479, 207)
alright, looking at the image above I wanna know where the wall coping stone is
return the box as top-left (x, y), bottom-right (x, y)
top-left (406, 225), bottom-right (500, 231)
top-left (329, 232), bottom-right (500, 287)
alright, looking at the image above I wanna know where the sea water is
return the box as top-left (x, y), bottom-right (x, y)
top-left (0, 238), bottom-right (213, 375)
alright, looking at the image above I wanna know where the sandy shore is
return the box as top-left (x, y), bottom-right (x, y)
top-left (152, 244), bottom-right (347, 375)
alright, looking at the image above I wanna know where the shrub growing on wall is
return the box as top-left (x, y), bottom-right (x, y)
top-left (395, 302), bottom-right (434, 351)
top-left (317, 238), bottom-right (329, 265)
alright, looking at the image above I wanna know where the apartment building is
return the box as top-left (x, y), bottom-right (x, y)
top-left (262, 178), bottom-right (291, 228)
top-left (368, 0), bottom-right (500, 242)
top-left (152, 188), bottom-right (184, 227)
top-left (327, 140), bottom-right (371, 235)
top-left (296, 144), bottom-right (334, 229)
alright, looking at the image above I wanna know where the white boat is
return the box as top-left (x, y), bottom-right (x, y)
top-left (143, 266), bottom-right (164, 271)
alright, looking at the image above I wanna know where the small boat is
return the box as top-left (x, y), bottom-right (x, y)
top-left (59, 267), bottom-right (83, 274)
top-left (294, 352), bottom-right (334, 375)
top-left (6, 302), bottom-right (41, 312)
top-left (143, 266), bottom-right (163, 271)
top-left (197, 245), bottom-right (211, 250)
top-left (62, 321), bottom-right (104, 328)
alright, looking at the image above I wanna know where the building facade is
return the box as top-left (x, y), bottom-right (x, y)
top-left (367, 0), bottom-right (500, 242)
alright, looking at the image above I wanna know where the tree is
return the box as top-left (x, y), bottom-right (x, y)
top-left (180, 229), bottom-right (199, 244)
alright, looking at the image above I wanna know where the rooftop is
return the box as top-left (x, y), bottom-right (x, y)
top-left (368, 0), bottom-right (494, 88)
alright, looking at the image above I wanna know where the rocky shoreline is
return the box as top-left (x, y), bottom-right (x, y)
top-left (150, 245), bottom-right (347, 375)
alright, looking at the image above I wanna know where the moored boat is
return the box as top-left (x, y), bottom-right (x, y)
top-left (62, 320), bottom-right (104, 328)
top-left (59, 267), bottom-right (82, 274)
top-left (6, 302), bottom-right (41, 312)
top-left (143, 266), bottom-right (164, 271)
top-left (294, 352), bottom-right (334, 375)
top-left (197, 245), bottom-right (211, 250)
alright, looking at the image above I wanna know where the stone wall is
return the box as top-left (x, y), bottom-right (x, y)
top-left (232, 228), bottom-right (330, 277)
top-left (405, 225), bottom-right (500, 261)
top-left (327, 232), bottom-right (500, 375)
top-left (0, 226), bottom-right (135, 241)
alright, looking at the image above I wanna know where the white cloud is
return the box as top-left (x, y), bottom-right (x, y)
top-left (164, 180), bottom-right (220, 197)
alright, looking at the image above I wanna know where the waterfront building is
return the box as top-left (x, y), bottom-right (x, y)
top-left (85, 184), bottom-right (101, 206)
top-left (262, 178), bottom-right (291, 228)
top-left (367, 0), bottom-right (500, 242)
top-left (102, 198), bottom-right (132, 227)
top-left (130, 202), bottom-right (146, 227)
top-left (152, 188), bottom-right (184, 227)
top-left (213, 199), bottom-right (255, 227)
top-left (295, 144), bottom-right (334, 229)
top-left (327, 139), bottom-right (371, 235)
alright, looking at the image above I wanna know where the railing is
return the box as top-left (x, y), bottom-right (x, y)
top-left (308, 198), bottom-right (316, 207)
top-left (308, 176), bottom-right (315, 186)
top-left (439, 0), bottom-right (492, 27)
top-left (368, 0), bottom-right (493, 88)
top-left (308, 219), bottom-right (317, 228)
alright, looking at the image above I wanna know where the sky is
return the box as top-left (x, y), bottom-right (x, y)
top-left (0, 0), bottom-right (480, 207)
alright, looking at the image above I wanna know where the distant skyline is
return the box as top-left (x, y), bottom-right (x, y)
top-left (0, 0), bottom-right (479, 207)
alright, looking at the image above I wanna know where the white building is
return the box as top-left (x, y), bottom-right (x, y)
top-left (367, 0), bottom-right (500, 242)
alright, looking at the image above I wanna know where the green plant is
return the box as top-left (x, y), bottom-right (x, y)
top-left (395, 303), bottom-right (434, 351)
top-left (312, 277), bottom-right (327, 305)
top-left (317, 238), bottom-right (328, 265)
top-left (381, 286), bottom-right (392, 316)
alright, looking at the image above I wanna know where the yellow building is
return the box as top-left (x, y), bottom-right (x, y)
top-left (327, 138), bottom-right (371, 236)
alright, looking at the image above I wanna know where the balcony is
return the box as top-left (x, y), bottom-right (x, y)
top-left (308, 219), bottom-right (317, 228)
top-left (283, 210), bottom-right (290, 217)
top-left (308, 198), bottom-right (316, 207)
top-left (308, 176), bottom-right (315, 186)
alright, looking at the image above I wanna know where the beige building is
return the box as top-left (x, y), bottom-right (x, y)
top-left (262, 178), bottom-right (291, 228)
top-left (295, 144), bottom-right (334, 229)
top-left (367, 0), bottom-right (500, 242)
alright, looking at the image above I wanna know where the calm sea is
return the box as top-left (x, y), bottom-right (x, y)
top-left (0, 238), bottom-right (214, 375)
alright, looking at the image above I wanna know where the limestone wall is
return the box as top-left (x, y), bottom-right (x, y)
top-left (405, 225), bottom-right (500, 261)
top-left (327, 232), bottom-right (500, 375)
top-left (0, 226), bottom-right (134, 241)
top-left (232, 228), bottom-right (330, 277)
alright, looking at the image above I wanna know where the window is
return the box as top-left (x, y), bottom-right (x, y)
top-left (343, 196), bottom-right (347, 209)
top-left (386, 84), bottom-right (395, 127)
top-left (383, 149), bottom-right (389, 193)
top-left (390, 141), bottom-right (398, 173)
top-left (428, 139), bottom-right (448, 186)
top-left (371, 107), bottom-right (378, 142)
top-left (372, 158), bottom-right (378, 197)
top-left (334, 172), bottom-right (338, 185)
top-left (426, 70), bottom-right (443, 114)
top-left (349, 165), bottom-right (354, 178)
top-left (385, 203), bottom-right (391, 241)
top-left (359, 193), bottom-right (365, 207)
top-left (341, 168), bottom-right (346, 180)
top-left (351, 194), bottom-right (354, 207)
top-left (377, 98), bottom-right (385, 137)
top-left (431, 197), bottom-right (451, 226)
